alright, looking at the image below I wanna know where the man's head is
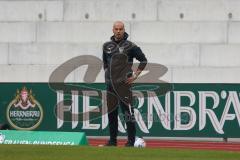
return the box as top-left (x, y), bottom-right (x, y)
top-left (112, 21), bottom-right (125, 41)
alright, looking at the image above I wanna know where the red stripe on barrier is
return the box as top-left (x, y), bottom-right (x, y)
top-left (88, 138), bottom-right (240, 152)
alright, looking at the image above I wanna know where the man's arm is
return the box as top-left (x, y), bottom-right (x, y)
top-left (134, 47), bottom-right (147, 72)
top-left (102, 50), bottom-right (108, 71)
top-left (126, 46), bottom-right (147, 84)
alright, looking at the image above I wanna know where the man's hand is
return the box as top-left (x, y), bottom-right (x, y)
top-left (126, 69), bottom-right (142, 84)
top-left (126, 75), bottom-right (137, 84)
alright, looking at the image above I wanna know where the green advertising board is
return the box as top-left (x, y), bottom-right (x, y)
top-left (0, 130), bottom-right (88, 145)
top-left (0, 83), bottom-right (240, 138)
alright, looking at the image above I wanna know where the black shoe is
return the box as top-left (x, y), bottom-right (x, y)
top-left (125, 141), bottom-right (134, 147)
top-left (103, 140), bottom-right (117, 147)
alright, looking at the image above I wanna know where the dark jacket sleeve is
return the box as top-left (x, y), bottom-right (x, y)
top-left (102, 50), bottom-right (108, 70)
top-left (132, 46), bottom-right (147, 70)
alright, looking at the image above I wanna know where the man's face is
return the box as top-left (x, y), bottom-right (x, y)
top-left (113, 22), bottom-right (125, 41)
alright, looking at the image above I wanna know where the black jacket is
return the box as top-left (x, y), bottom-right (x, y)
top-left (102, 32), bottom-right (147, 84)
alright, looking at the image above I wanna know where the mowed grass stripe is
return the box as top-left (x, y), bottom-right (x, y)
top-left (0, 144), bottom-right (240, 160)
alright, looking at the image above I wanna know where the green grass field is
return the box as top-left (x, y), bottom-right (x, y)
top-left (0, 144), bottom-right (240, 160)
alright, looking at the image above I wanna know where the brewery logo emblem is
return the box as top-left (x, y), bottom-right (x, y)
top-left (6, 87), bottom-right (43, 130)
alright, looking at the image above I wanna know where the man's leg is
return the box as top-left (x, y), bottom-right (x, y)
top-left (111, 79), bottom-right (136, 146)
top-left (120, 100), bottom-right (136, 146)
top-left (106, 85), bottom-right (119, 145)
top-left (118, 83), bottom-right (136, 146)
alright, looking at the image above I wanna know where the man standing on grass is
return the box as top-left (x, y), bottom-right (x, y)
top-left (102, 21), bottom-right (147, 147)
